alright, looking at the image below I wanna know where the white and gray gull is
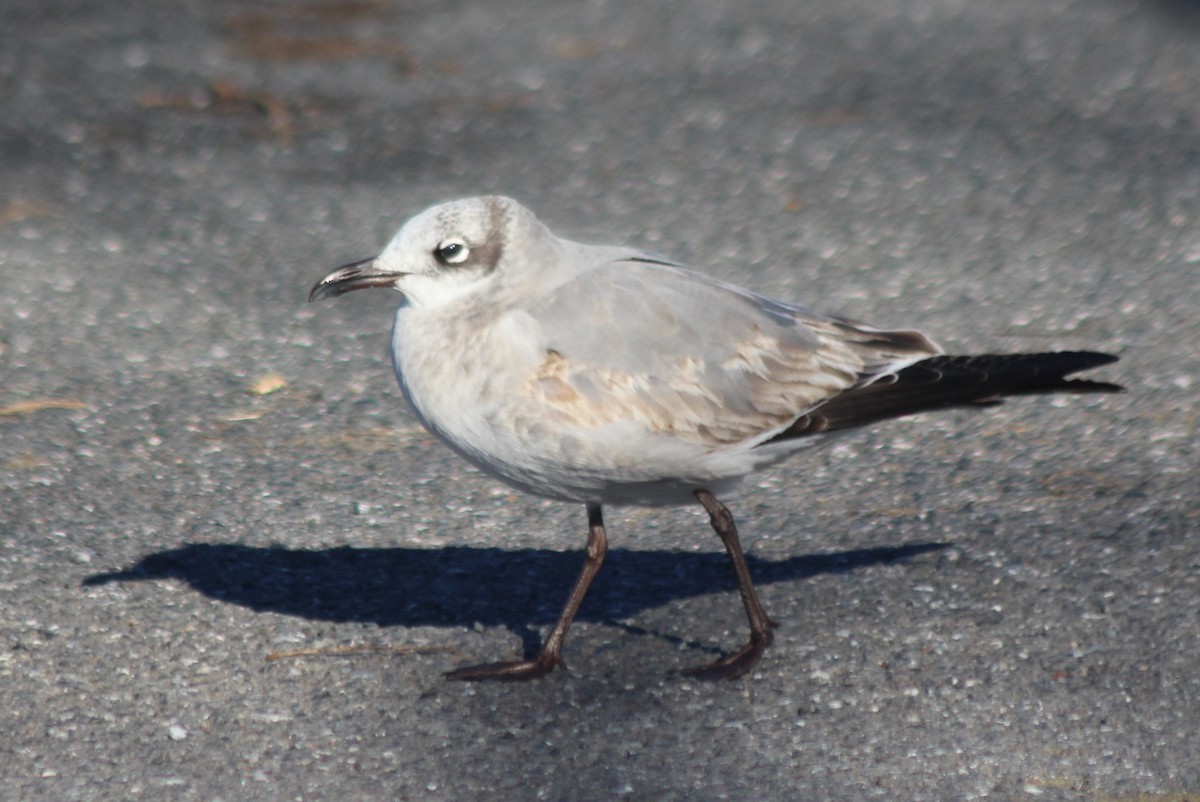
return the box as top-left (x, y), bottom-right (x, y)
top-left (309, 196), bottom-right (1121, 681)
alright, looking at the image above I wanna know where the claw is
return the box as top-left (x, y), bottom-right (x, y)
top-left (445, 655), bottom-right (565, 682)
top-left (680, 630), bottom-right (774, 681)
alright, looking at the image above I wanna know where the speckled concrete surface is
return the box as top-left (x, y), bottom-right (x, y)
top-left (1, 1), bottom-right (1195, 800)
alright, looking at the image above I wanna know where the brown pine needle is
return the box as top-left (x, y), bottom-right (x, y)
top-left (0, 398), bottom-right (87, 416)
top-left (266, 643), bottom-right (457, 662)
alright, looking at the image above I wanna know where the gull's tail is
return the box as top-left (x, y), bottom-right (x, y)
top-left (769, 351), bottom-right (1122, 441)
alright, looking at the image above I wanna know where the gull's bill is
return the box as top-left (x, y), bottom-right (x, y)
top-left (308, 257), bottom-right (399, 302)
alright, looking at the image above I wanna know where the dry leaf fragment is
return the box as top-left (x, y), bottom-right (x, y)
top-left (249, 373), bottom-right (288, 395)
top-left (223, 409), bottom-right (269, 422)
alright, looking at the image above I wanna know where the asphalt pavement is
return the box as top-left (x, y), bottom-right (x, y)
top-left (1, 0), bottom-right (1197, 800)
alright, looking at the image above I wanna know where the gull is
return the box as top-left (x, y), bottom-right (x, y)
top-left (309, 196), bottom-right (1121, 681)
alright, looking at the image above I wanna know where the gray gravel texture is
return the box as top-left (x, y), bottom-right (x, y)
top-left (2, 0), bottom-right (1196, 800)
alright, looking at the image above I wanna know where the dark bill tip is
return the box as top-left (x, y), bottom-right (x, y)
top-left (308, 257), bottom-right (400, 303)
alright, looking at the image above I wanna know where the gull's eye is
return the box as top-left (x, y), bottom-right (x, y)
top-left (435, 238), bottom-right (470, 265)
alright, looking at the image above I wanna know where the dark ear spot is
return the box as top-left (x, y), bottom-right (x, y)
top-left (471, 198), bottom-right (510, 273)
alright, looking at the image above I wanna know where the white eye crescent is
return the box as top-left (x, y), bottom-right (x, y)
top-left (435, 238), bottom-right (470, 265)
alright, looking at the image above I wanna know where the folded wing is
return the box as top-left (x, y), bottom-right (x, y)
top-left (523, 258), bottom-right (942, 447)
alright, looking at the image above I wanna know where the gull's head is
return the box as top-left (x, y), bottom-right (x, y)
top-left (309, 196), bottom-right (557, 309)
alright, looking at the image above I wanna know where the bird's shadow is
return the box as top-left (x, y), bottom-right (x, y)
top-left (84, 541), bottom-right (948, 656)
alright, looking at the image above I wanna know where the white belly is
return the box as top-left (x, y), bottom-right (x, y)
top-left (389, 305), bottom-right (816, 506)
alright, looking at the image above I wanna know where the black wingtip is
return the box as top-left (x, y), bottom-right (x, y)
top-left (1061, 350), bottom-right (1120, 371)
top-left (766, 349), bottom-right (1124, 443)
top-left (1039, 351), bottom-right (1123, 393)
top-left (1060, 378), bottom-right (1124, 394)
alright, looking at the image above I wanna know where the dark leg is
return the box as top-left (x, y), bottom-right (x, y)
top-left (682, 490), bottom-right (777, 680)
top-left (446, 504), bottom-right (608, 681)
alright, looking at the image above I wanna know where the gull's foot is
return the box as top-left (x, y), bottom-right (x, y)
top-left (445, 654), bottom-right (565, 682)
top-left (680, 629), bottom-right (775, 681)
